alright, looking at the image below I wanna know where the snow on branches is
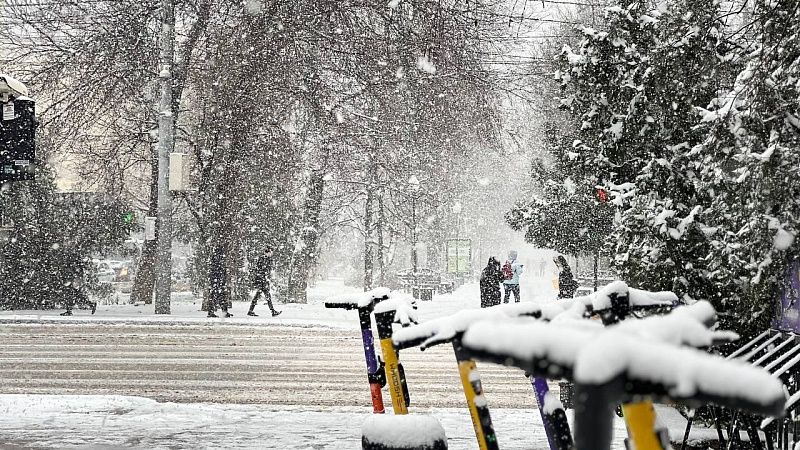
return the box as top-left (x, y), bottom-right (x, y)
top-left (548, 0), bottom-right (800, 335)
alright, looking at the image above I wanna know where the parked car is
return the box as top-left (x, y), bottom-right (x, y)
top-left (106, 260), bottom-right (125, 271)
top-left (94, 261), bottom-right (116, 283)
top-left (93, 259), bottom-right (133, 282)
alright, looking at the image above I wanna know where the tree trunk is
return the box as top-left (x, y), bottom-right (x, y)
top-left (131, 0), bottom-right (209, 308)
top-left (211, 158), bottom-right (235, 307)
top-left (377, 190), bottom-right (385, 287)
top-left (287, 170), bottom-right (325, 303)
top-left (363, 185), bottom-right (374, 291)
top-left (228, 241), bottom-right (248, 304)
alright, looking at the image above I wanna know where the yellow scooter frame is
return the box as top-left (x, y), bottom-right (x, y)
top-left (375, 310), bottom-right (409, 414)
top-left (621, 401), bottom-right (670, 450)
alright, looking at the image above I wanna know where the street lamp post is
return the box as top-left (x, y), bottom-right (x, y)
top-left (452, 201), bottom-right (462, 283)
top-left (408, 175), bottom-right (420, 274)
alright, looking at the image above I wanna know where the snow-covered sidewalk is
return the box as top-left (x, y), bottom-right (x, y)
top-left (0, 277), bottom-right (559, 329)
top-left (0, 394), bottom-right (629, 449)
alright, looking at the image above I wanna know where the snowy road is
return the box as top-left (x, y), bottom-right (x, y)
top-left (0, 321), bottom-right (618, 449)
top-left (0, 322), bottom-right (539, 408)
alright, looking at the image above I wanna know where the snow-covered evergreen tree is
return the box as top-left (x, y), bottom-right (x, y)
top-left (555, 0), bottom-right (753, 326)
top-left (692, 0), bottom-right (800, 332)
top-left (507, 123), bottom-right (614, 259)
top-left (0, 169), bottom-right (134, 309)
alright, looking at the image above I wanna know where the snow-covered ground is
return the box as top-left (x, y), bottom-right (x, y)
top-left (0, 394), bottom-right (722, 449)
top-left (1, 275), bottom-right (721, 449)
top-left (0, 394), bottom-right (631, 450)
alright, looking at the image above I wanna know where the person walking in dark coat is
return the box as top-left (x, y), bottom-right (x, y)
top-left (554, 255), bottom-right (578, 299)
top-left (60, 276), bottom-right (97, 316)
top-left (479, 257), bottom-right (503, 308)
top-left (248, 247), bottom-right (281, 317)
top-left (208, 245), bottom-right (232, 318)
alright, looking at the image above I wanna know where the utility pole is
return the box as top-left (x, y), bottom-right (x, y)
top-left (154, 0), bottom-right (175, 314)
top-left (411, 197), bottom-right (417, 273)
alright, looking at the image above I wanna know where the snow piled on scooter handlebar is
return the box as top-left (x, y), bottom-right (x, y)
top-left (391, 301), bottom-right (568, 350)
top-left (575, 330), bottom-right (784, 414)
top-left (391, 282), bottom-right (686, 350)
top-left (580, 280), bottom-right (677, 312)
top-left (372, 292), bottom-right (418, 326)
top-left (324, 287), bottom-right (391, 309)
top-left (461, 303), bottom-right (785, 416)
top-left (613, 302), bottom-right (739, 348)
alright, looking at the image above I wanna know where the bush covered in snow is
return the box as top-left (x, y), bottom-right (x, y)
top-left (0, 169), bottom-right (134, 309)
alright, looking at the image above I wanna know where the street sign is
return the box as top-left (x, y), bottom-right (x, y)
top-left (2, 102), bottom-right (13, 121)
top-left (169, 152), bottom-right (192, 191)
top-left (0, 96), bottom-right (36, 182)
top-left (446, 239), bottom-right (471, 274)
top-left (144, 216), bottom-right (157, 241)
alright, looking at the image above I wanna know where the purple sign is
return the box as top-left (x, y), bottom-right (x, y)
top-left (774, 260), bottom-right (800, 333)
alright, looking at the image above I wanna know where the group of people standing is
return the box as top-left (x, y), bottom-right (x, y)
top-left (479, 251), bottom-right (578, 308)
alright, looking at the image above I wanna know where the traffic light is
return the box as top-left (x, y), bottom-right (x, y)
top-left (0, 75), bottom-right (36, 182)
top-left (596, 188), bottom-right (608, 203)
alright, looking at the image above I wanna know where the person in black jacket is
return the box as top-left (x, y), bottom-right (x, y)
top-left (248, 247), bottom-right (281, 317)
top-left (554, 255), bottom-right (578, 299)
top-left (479, 257), bottom-right (503, 308)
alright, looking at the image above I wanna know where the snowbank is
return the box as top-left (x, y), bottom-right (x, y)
top-left (0, 393), bottom-right (634, 449)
